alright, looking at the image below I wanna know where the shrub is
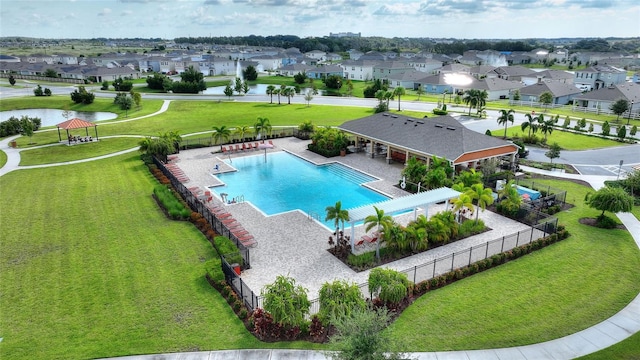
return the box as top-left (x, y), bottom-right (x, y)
top-left (238, 308), bottom-right (248, 320)
top-left (485, 129), bottom-right (492, 136)
top-left (318, 280), bottom-right (366, 325)
top-left (153, 185), bottom-right (191, 220)
top-left (595, 214), bottom-right (618, 229)
top-left (347, 251), bottom-right (375, 269)
top-left (70, 86), bottom-right (95, 104)
top-left (262, 275), bottom-right (310, 328)
top-left (368, 268), bottom-right (411, 305)
top-left (432, 108), bottom-right (448, 115)
top-left (631, 125), bottom-right (637, 136)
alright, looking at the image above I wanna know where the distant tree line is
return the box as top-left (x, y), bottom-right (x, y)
top-left (174, 35), bottom-right (543, 54)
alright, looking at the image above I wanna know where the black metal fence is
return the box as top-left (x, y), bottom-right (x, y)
top-left (152, 156), bottom-right (251, 268)
top-left (180, 126), bottom-right (301, 150)
top-left (237, 220), bottom-right (557, 315)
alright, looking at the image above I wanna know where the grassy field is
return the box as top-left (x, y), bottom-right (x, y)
top-left (577, 332), bottom-right (640, 360)
top-left (18, 137), bottom-right (142, 165)
top-left (0, 149), bottom-right (6, 168)
top-left (502, 125), bottom-right (627, 150)
top-left (2, 96), bottom-right (639, 359)
top-left (0, 153), bottom-right (323, 360)
top-left (387, 178), bottom-right (640, 351)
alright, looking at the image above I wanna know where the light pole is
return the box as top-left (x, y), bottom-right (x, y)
top-left (627, 100), bottom-right (634, 126)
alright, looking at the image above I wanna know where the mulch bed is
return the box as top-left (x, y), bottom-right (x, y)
top-left (578, 217), bottom-right (626, 230)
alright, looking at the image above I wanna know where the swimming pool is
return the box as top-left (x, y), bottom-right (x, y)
top-left (209, 151), bottom-right (388, 228)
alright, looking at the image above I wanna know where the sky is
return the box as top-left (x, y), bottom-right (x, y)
top-left (0, 0), bottom-right (639, 40)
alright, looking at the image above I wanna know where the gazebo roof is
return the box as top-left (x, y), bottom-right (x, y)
top-left (56, 118), bottom-right (95, 130)
top-left (346, 187), bottom-right (461, 223)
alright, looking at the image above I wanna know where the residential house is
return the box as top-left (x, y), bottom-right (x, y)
top-left (468, 65), bottom-right (497, 79)
top-left (372, 61), bottom-right (414, 81)
top-left (251, 54), bottom-right (283, 71)
top-left (457, 77), bottom-right (525, 100)
top-left (0, 55), bottom-right (20, 63)
top-left (304, 50), bottom-right (326, 61)
top-left (518, 79), bottom-right (582, 105)
top-left (325, 53), bottom-right (343, 62)
top-left (359, 51), bottom-right (387, 61)
top-left (347, 49), bottom-right (364, 60)
top-left (387, 70), bottom-right (431, 89)
top-left (458, 53), bottom-right (483, 66)
top-left (276, 63), bottom-right (316, 77)
top-left (209, 56), bottom-right (236, 76)
top-left (476, 50), bottom-right (508, 67)
top-left (506, 52), bottom-right (534, 65)
top-left (340, 59), bottom-right (379, 81)
top-left (521, 70), bottom-right (574, 86)
top-left (573, 82), bottom-right (640, 115)
top-left (574, 65), bottom-right (627, 91)
top-left (435, 63), bottom-right (470, 74)
top-left (414, 73), bottom-right (457, 94)
top-left (306, 64), bottom-right (343, 79)
top-left (407, 58), bottom-right (443, 74)
top-left (491, 65), bottom-right (536, 81)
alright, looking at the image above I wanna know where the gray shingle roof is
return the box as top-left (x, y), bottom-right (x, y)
top-left (519, 81), bottom-right (582, 97)
top-left (574, 83), bottom-right (640, 103)
top-left (338, 114), bottom-right (517, 164)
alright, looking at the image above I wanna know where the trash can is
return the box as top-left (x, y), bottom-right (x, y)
top-left (9, 140), bottom-right (17, 148)
top-left (231, 263), bottom-right (241, 276)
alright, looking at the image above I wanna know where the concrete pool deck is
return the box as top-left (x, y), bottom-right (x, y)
top-left (174, 137), bottom-right (534, 299)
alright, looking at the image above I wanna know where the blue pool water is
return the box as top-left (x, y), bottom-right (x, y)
top-left (209, 151), bottom-right (388, 227)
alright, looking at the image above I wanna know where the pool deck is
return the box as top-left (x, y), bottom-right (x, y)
top-left (174, 137), bottom-right (533, 299)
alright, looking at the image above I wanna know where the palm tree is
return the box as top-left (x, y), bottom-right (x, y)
top-left (283, 87), bottom-right (294, 105)
top-left (364, 206), bottom-right (393, 261)
top-left (466, 183), bottom-right (494, 224)
top-left (454, 168), bottom-right (482, 188)
top-left (266, 85), bottom-right (276, 104)
top-left (432, 211), bottom-right (458, 239)
top-left (162, 131), bottom-right (182, 153)
top-left (274, 88), bottom-right (281, 105)
top-left (463, 89), bottom-right (478, 116)
top-left (475, 90), bottom-right (488, 114)
top-left (497, 109), bottom-right (515, 139)
top-left (451, 193), bottom-right (474, 222)
top-left (521, 113), bottom-right (538, 139)
top-left (234, 125), bottom-right (250, 145)
top-left (325, 201), bottom-right (350, 243)
top-left (254, 117), bottom-right (272, 142)
top-left (211, 125), bottom-right (231, 151)
top-left (539, 119), bottom-right (555, 142)
top-left (393, 86), bottom-right (406, 111)
top-left (404, 224), bottom-right (427, 253)
top-left (426, 218), bottom-right (450, 244)
top-left (498, 180), bottom-right (522, 216)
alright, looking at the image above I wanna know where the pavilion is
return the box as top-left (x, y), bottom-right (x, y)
top-left (56, 118), bottom-right (99, 144)
top-left (338, 113), bottom-right (519, 172)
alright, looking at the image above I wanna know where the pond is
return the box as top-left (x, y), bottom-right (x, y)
top-left (202, 83), bottom-right (295, 96)
top-left (0, 109), bottom-right (118, 127)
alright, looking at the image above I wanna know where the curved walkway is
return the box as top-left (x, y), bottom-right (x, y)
top-left (1, 107), bottom-right (638, 360)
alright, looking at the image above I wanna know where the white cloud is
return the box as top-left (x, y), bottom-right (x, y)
top-left (121, 10), bottom-right (133, 15)
top-left (373, 3), bottom-right (421, 15)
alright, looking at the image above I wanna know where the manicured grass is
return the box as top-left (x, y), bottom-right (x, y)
top-left (502, 125), bottom-right (626, 150)
top-left (88, 101), bottom-right (376, 137)
top-left (0, 149), bottom-right (6, 168)
top-left (576, 331), bottom-right (640, 360)
top-left (18, 137), bottom-right (142, 165)
top-left (0, 96), bottom-right (164, 127)
top-left (387, 178), bottom-right (640, 351)
top-left (0, 154), bottom-right (321, 360)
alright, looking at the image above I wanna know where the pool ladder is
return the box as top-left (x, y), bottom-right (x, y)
top-left (308, 211), bottom-right (321, 222)
top-left (232, 195), bottom-right (244, 203)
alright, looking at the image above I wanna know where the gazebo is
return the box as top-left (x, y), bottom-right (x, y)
top-left (56, 118), bottom-right (99, 144)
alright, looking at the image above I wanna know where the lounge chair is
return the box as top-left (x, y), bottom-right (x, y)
top-left (228, 146), bottom-right (234, 153)
top-left (221, 147), bottom-right (227, 154)
top-left (235, 144), bottom-right (241, 152)
top-left (253, 142), bottom-right (259, 150)
top-left (355, 238), bottom-right (365, 248)
top-left (268, 140), bottom-right (275, 147)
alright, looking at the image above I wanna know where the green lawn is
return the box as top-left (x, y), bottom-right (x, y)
top-left (576, 331), bottom-right (640, 360)
top-left (0, 96), bottom-right (164, 129)
top-left (502, 125), bottom-right (626, 150)
top-left (18, 137), bottom-right (142, 165)
top-left (0, 149), bottom-right (6, 168)
top-left (387, 178), bottom-right (640, 351)
top-left (0, 154), bottom-right (321, 360)
top-left (2, 99), bottom-right (639, 358)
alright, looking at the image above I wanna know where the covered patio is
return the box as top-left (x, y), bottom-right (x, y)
top-left (345, 187), bottom-right (461, 252)
top-left (339, 113), bottom-right (519, 172)
top-left (56, 118), bottom-right (99, 145)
